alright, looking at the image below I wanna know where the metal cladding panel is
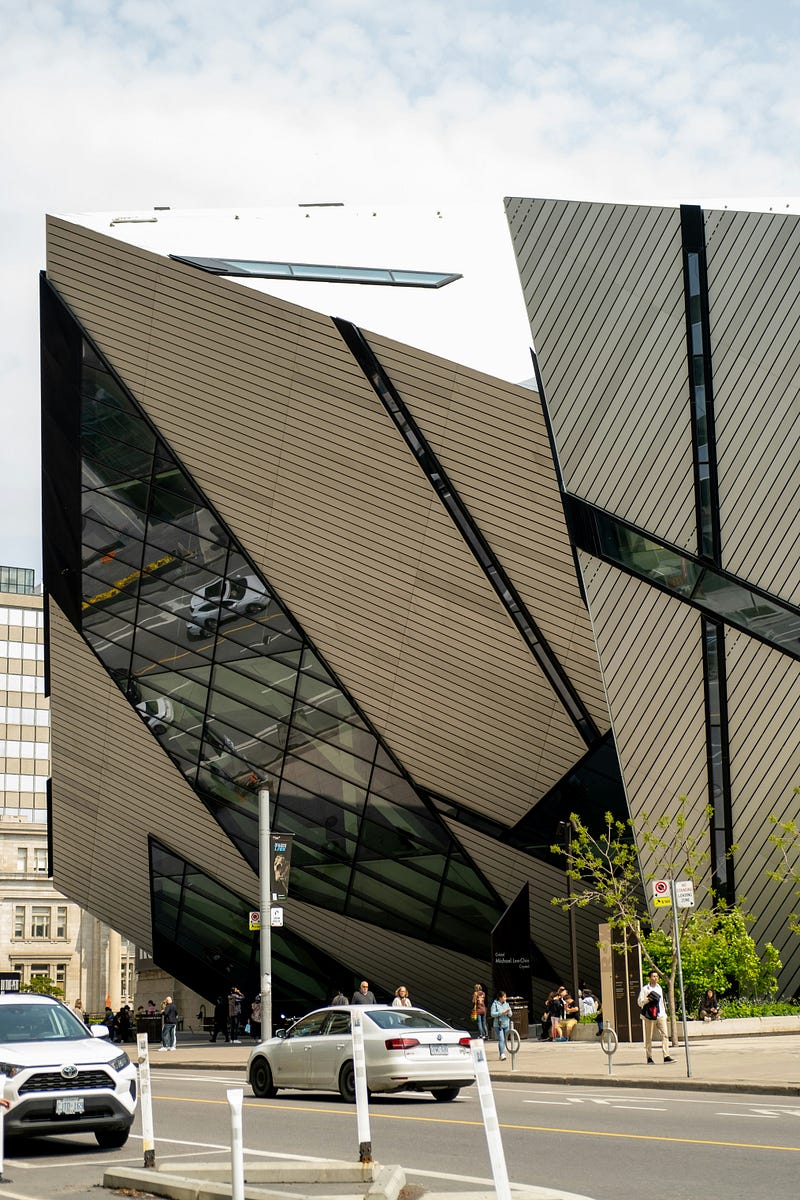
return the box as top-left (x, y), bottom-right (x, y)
top-left (725, 630), bottom-right (800, 994)
top-left (285, 895), bottom-right (485, 1022)
top-left (506, 197), bottom-right (697, 551)
top-left (578, 555), bottom-right (711, 892)
top-left (444, 817), bottom-right (607, 1002)
top-left (365, 331), bottom-right (610, 735)
top-left (45, 217), bottom-right (586, 827)
top-left (704, 207), bottom-right (800, 606)
top-left (47, 601), bottom-right (258, 950)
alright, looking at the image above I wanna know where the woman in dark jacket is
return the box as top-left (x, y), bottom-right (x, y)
top-left (698, 988), bottom-right (721, 1021)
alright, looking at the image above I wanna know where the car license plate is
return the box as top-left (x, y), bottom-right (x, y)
top-left (429, 1045), bottom-right (449, 1056)
top-left (55, 1098), bottom-right (85, 1116)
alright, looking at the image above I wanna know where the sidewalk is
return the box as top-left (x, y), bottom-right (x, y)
top-left (148, 1029), bottom-right (800, 1096)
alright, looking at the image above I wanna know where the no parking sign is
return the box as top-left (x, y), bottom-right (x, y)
top-left (652, 879), bottom-right (671, 907)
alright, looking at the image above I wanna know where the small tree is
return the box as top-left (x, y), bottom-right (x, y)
top-left (643, 906), bottom-right (781, 1013)
top-left (21, 975), bottom-right (63, 998)
top-left (552, 799), bottom-right (715, 1043)
top-left (767, 787), bottom-right (800, 936)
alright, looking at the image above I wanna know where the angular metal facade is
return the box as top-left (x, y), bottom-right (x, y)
top-left (42, 214), bottom-right (618, 1018)
top-left (508, 196), bottom-right (800, 994)
top-left (41, 199), bottom-right (800, 1014)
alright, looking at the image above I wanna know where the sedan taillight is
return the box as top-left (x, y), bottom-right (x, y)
top-left (458, 1036), bottom-right (472, 1047)
top-left (384, 1037), bottom-right (421, 1050)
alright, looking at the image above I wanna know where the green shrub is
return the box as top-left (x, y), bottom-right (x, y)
top-left (719, 1000), bottom-right (800, 1019)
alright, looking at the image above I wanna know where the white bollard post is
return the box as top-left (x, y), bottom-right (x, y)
top-left (227, 1088), bottom-right (245, 1200)
top-left (136, 1034), bottom-right (156, 1168)
top-left (350, 1012), bottom-right (372, 1162)
top-left (470, 1039), bottom-right (511, 1200)
top-left (0, 1072), bottom-right (6, 1183)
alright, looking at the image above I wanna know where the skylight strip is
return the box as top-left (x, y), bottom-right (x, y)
top-left (170, 255), bottom-right (462, 289)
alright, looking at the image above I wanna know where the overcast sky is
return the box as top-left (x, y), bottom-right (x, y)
top-left (3, 0), bottom-right (799, 580)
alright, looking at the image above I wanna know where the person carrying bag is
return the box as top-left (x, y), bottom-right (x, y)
top-left (490, 991), bottom-right (512, 1060)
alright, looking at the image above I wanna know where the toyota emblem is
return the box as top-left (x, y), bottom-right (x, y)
top-left (60, 1064), bottom-right (78, 1079)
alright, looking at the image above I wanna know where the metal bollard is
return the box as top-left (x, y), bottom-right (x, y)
top-left (136, 1034), bottom-right (156, 1168)
top-left (506, 1026), bottom-right (521, 1069)
top-left (469, 1039), bottom-right (511, 1200)
top-left (227, 1088), bottom-right (245, 1200)
top-left (351, 1013), bottom-right (372, 1163)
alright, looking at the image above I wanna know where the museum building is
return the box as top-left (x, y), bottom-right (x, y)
top-left (40, 199), bottom-right (800, 1017)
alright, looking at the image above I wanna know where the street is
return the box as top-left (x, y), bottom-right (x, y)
top-left (2, 1067), bottom-right (800, 1200)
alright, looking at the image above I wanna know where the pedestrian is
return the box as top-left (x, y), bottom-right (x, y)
top-left (210, 995), bottom-right (229, 1042)
top-left (547, 988), bottom-right (566, 1040)
top-left (351, 980), bottom-right (376, 1004)
top-left (392, 986), bottom-right (412, 1007)
top-left (228, 985), bottom-right (244, 1042)
top-left (560, 988), bottom-right (580, 1040)
top-left (72, 998), bottom-right (89, 1026)
top-left (637, 969), bottom-right (673, 1064)
top-left (250, 994), bottom-right (262, 1040)
top-left (160, 994), bottom-right (178, 1052)
top-left (472, 983), bottom-right (487, 1039)
top-left (331, 989), bottom-right (349, 1005)
top-left (698, 988), bottom-right (721, 1021)
top-left (490, 990), bottom-right (512, 1060)
top-left (580, 985), bottom-right (603, 1036)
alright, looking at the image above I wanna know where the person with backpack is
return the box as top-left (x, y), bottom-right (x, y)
top-left (637, 969), bottom-right (674, 1064)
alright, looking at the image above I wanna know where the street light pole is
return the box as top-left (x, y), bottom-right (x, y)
top-left (559, 820), bottom-right (580, 1002)
top-left (258, 786), bottom-right (273, 1040)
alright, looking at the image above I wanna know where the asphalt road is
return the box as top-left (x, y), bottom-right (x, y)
top-left (3, 1068), bottom-right (800, 1200)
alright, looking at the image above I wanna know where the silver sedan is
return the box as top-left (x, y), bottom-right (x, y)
top-left (247, 1005), bottom-right (475, 1102)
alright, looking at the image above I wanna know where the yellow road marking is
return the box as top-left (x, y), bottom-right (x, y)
top-left (151, 1095), bottom-right (800, 1152)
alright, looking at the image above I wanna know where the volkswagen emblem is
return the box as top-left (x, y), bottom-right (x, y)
top-left (61, 1064), bottom-right (78, 1079)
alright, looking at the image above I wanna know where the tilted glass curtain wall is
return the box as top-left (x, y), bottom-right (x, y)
top-left (76, 331), bottom-right (501, 956)
top-left (150, 840), bottom-right (356, 1012)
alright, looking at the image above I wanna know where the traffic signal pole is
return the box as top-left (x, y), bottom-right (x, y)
top-left (259, 787), bottom-right (273, 1040)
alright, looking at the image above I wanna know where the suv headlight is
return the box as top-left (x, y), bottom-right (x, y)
top-left (0, 1061), bottom-right (23, 1078)
top-left (110, 1052), bottom-right (130, 1072)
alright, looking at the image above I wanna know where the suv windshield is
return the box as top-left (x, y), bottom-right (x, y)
top-left (0, 1003), bottom-right (92, 1043)
top-left (366, 1009), bottom-right (450, 1031)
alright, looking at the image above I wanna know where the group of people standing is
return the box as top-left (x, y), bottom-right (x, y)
top-left (471, 984), bottom-right (514, 1059)
top-left (541, 984), bottom-right (602, 1042)
top-left (209, 985), bottom-right (262, 1043)
top-left (330, 980), bottom-right (412, 1006)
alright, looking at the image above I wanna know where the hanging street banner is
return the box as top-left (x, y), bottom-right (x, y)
top-left (270, 834), bottom-right (294, 901)
top-left (652, 879), bottom-right (672, 907)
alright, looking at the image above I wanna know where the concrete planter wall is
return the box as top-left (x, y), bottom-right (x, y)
top-left (682, 1014), bottom-right (800, 1038)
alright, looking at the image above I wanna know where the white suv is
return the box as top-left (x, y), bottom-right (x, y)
top-left (0, 994), bottom-right (138, 1148)
top-left (186, 574), bottom-right (268, 638)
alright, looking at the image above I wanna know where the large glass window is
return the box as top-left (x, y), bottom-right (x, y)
top-left (149, 840), bottom-right (354, 1012)
top-left (72, 329), bottom-right (502, 964)
top-left (568, 497), bottom-right (800, 661)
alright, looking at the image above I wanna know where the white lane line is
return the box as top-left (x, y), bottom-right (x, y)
top-left (523, 1100), bottom-right (572, 1106)
top-left (608, 1105), bottom-right (667, 1111)
top-left (717, 1112), bottom-right (779, 1118)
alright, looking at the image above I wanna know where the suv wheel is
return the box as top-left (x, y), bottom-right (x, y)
top-left (95, 1126), bottom-right (131, 1149)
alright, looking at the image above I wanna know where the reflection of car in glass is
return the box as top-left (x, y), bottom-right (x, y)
top-left (0, 994), bottom-right (138, 1147)
top-left (248, 1006), bottom-right (474, 1103)
top-left (135, 697), bottom-right (174, 736)
top-left (186, 575), bottom-right (268, 639)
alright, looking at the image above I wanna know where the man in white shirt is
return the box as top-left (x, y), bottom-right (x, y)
top-left (637, 970), bottom-right (674, 1064)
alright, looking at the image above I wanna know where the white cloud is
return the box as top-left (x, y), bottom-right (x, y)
top-left (2, 0), bottom-right (800, 575)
